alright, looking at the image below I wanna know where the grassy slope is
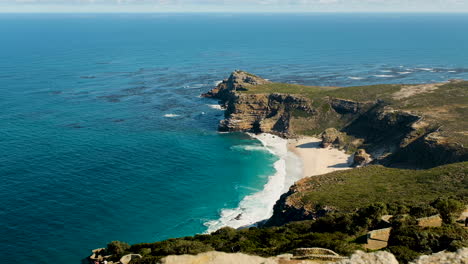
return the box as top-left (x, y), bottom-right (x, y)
top-left (240, 80), bottom-right (468, 145)
top-left (293, 162), bottom-right (468, 212)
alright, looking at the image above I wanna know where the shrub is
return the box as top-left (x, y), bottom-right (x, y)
top-left (431, 197), bottom-right (465, 224)
top-left (107, 240), bottom-right (130, 256)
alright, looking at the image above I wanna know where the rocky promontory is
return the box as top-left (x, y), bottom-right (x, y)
top-left (203, 71), bottom-right (468, 168)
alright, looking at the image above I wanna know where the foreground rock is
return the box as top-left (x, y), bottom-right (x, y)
top-left (336, 251), bottom-right (398, 264)
top-left (160, 251), bottom-right (278, 264)
top-left (410, 248), bottom-right (468, 264)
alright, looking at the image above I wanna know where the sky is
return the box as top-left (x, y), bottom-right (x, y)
top-left (0, 0), bottom-right (467, 13)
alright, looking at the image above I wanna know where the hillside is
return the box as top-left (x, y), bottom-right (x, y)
top-left (266, 162), bottom-right (468, 226)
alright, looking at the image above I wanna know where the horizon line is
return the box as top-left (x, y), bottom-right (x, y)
top-left (2, 11), bottom-right (468, 14)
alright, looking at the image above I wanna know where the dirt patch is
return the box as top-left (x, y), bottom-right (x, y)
top-left (393, 83), bottom-right (444, 100)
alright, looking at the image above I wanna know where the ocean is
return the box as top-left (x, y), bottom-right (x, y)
top-left (1, 13), bottom-right (468, 263)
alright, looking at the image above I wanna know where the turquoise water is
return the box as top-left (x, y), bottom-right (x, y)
top-left (1, 13), bottom-right (468, 263)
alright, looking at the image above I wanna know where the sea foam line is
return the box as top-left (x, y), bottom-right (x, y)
top-left (204, 133), bottom-right (302, 233)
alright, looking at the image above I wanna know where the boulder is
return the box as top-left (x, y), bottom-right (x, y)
top-left (119, 254), bottom-right (142, 264)
top-left (353, 149), bottom-right (372, 166)
top-left (320, 128), bottom-right (345, 148)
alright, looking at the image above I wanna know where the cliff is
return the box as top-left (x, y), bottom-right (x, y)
top-left (203, 71), bottom-right (468, 168)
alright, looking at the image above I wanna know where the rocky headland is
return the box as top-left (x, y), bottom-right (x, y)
top-left (202, 70), bottom-right (468, 169)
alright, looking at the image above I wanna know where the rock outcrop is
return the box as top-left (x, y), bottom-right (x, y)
top-left (264, 176), bottom-right (338, 226)
top-left (202, 70), bottom-right (270, 101)
top-left (320, 128), bottom-right (346, 148)
top-left (353, 149), bottom-right (372, 167)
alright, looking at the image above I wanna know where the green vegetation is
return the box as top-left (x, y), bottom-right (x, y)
top-left (240, 82), bottom-right (329, 98)
top-left (291, 162), bottom-right (468, 212)
top-left (104, 198), bottom-right (466, 264)
top-left (388, 217), bottom-right (468, 263)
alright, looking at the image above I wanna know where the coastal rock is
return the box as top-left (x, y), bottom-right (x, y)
top-left (353, 149), bottom-right (372, 167)
top-left (201, 70), bottom-right (270, 101)
top-left (120, 254), bottom-right (142, 264)
top-left (264, 177), bottom-right (338, 226)
top-left (320, 128), bottom-right (345, 148)
top-left (219, 92), bottom-right (314, 136)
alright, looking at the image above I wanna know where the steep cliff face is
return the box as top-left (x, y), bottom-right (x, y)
top-left (219, 93), bottom-right (314, 136)
top-left (203, 71), bottom-right (314, 136)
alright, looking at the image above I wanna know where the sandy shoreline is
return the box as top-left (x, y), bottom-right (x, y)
top-left (288, 136), bottom-right (352, 177)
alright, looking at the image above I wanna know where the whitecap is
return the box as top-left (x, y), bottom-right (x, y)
top-left (207, 104), bottom-right (225, 110)
top-left (204, 133), bottom-right (303, 232)
top-left (164, 114), bottom-right (180, 118)
top-left (397, 72), bottom-right (412, 75)
top-left (448, 70), bottom-right (457, 73)
top-left (348, 76), bottom-right (365, 80)
top-left (416, 68), bottom-right (433, 71)
top-left (374, 75), bottom-right (395, 78)
top-left (231, 145), bottom-right (269, 152)
top-left (380, 70), bottom-right (393, 73)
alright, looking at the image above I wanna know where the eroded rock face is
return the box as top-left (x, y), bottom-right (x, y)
top-left (264, 177), bottom-right (338, 226)
top-left (219, 93), bottom-right (313, 136)
top-left (353, 149), bottom-right (372, 167)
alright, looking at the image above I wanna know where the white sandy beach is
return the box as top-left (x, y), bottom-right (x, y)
top-left (288, 136), bottom-right (352, 177)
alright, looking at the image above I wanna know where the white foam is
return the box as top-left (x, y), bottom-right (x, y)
top-left (214, 80), bottom-right (223, 86)
top-left (380, 70), bottom-right (393, 73)
top-left (374, 75), bottom-right (395, 78)
top-left (448, 70), bottom-right (457, 73)
top-left (416, 68), bottom-right (433, 71)
top-left (231, 145), bottom-right (268, 152)
top-left (204, 133), bottom-right (302, 232)
top-left (397, 71), bottom-right (412, 75)
top-left (164, 114), bottom-right (180, 118)
top-left (207, 104), bottom-right (225, 110)
top-left (348, 76), bottom-right (365, 80)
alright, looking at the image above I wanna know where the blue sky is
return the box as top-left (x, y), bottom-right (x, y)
top-left (1, 0), bottom-right (467, 13)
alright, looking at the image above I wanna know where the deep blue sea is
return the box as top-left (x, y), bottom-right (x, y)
top-left (1, 13), bottom-right (468, 264)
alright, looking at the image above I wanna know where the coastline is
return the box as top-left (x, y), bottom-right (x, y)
top-left (287, 136), bottom-right (352, 178)
top-left (205, 133), bottom-right (351, 233)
